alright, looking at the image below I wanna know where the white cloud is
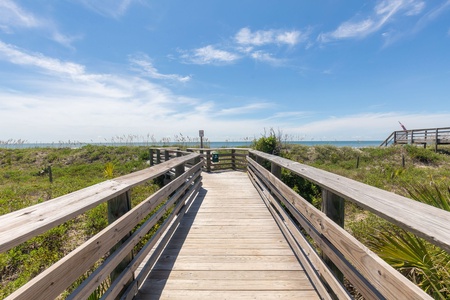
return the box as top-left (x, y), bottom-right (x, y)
top-left (276, 31), bottom-right (302, 45)
top-left (235, 27), bottom-right (303, 46)
top-left (404, 1), bottom-right (425, 16)
top-left (286, 112), bottom-right (450, 140)
top-left (413, 1), bottom-right (450, 33)
top-left (0, 0), bottom-right (40, 31)
top-left (250, 51), bottom-right (285, 66)
top-left (216, 103), bottom-right (272, 116)
top-left (75, 0), bottom-right (134, 18)
top-left (268, 111), bottom-right (312, 120)
top-left (182, 45), bottom-right (240, 65)
top-left (182, 27), bottom-right (310, 66)
top-left (129, 54), bottom-right (191, 82)
top-left (0, 1), bottom-right (77, 47)
top-left (319, 0), bottom-right (426, 42)
top-left (0, 41), bottom-right (84, 77)
top-left (0, 41), bottom-right (267, 142)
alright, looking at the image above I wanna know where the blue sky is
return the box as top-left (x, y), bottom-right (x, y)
top-left (1, 0), bottom-right (450, 143)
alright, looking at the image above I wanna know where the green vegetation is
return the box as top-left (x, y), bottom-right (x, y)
top-left (0, 145), bottom-right (158, 299)
top-left (1, 141), bottom-right (450, 298)
top-left (252, 129), bottom-right (281, 155)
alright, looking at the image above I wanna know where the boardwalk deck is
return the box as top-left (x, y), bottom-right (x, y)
top-left (135, 171), bottom-right (320, 300)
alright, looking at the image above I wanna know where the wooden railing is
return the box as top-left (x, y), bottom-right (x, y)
top-left (149, 147), bottom-right (248, 172)
top-left (248, 149), bottom-right (450, 300)
top-left (380, 127), bottom-right (450, 150)
top-left (2, 147), bottom-right (450, 299)
top-left (186, 147), bottom-right (248, 172)
top-left (0, 152), bottom-right (202, 300)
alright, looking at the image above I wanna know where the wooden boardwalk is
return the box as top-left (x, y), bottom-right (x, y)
top-left (135, 171), bottom-right (320, 299)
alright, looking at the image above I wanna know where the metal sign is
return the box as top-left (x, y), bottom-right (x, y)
top-left (199, 130), bottom-right (204, 137)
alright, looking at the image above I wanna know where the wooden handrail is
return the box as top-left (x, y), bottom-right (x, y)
top-left (380, 127), bottom-right (450, 148)
top-left (380, 131), bottom-right (396, 146)
top-left (186, 147), bottom-right (249, 172)
top-left (0, 153), bottom-right (199, 253)
top-left (249, 150), bottom-right (450, 253)
top-left (0, 153), bottom-right (201, 300)
top-left (247, 150), bottom-right (449, 299)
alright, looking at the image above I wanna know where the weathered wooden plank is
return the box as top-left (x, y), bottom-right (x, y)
top-left (147, 270), bottom-right (306, 280)
top-left (135, 171), bottom-right (320, 299)
top-left (135, 290), bottom-right (319, 300)
top-left (160, 248), bottom-right (295, 256)
top-left (153, 256), bottom-right (303, 271)
top-left (143, 278), bottom-right (314, 290)
top-left (175, 225), bottom-right (283, 233)
top-left (166, 238), bottom-right (290, 246)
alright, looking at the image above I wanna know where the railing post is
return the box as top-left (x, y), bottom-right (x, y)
top-left (156, 149), bottom-right (161, 164)
top-left (435, 128), bottom-right (439, 152)
top-left (175, 152), bottom-right (184, 178)
top-left (206, 150), bottom-right (211, 172)
top-left (164, 150), bottom-right (170, 162)
top-left (149, 149), bottom-right (154, 166)
top-left (256, 155), bottom-right (264, 165)
top-left (231, 149), bottom-right (236, 170)
top-left (271, 162), bottom-right (281, 179)
top-left (107, 191), bottom-right (133, 293)
top-left (322, 189), bottom-right (344, 282)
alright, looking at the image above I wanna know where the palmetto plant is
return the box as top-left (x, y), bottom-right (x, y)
top-left (369, 184), bottom-right (450, 299)
top-left (103, 162), bottom-right (115, 179)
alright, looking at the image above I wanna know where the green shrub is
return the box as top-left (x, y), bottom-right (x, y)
top-left (281, 169), bottom-right (321, 207)
top-left (405, 145), bottom-right (441, 164)
top-left (252, 129), bottom-right (281, 155)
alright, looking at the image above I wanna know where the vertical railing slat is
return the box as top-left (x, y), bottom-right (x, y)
top-left (107, 190), bottom-right (133, 296)
top-left (322, 189), bottom-right (345, 282)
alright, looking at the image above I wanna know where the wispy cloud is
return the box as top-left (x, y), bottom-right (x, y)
top-left (129, 54), bottom-right (191, 82)
top-left (0, 41), bottom-right (203, 141)
top-left (75, 0), bottom-right (135, 18)
top-left (267, 111), bottom-right (312, 120)
top-left (250, 51), bottom-right (285, 66)
top-left (319, 0), bottom-right (426, 42)
top-left (0, 0), bottom-right (40, 32)
top-left (181, 27), bottom-right (309, 67)
top-left (235, 27), bottom-right (304, 46)
top-left (181, 45), bottom-right (240, 65)
top-left (216, 103), bottom-right (272, 116)
top-left (0, 0), bottom-right (77, 48)
top-left (0, 40), bottom-right (84, 77)
top-left (287, 112), bottom-right (450, 140)
top-left (413, 0), bottom-right (450, 33)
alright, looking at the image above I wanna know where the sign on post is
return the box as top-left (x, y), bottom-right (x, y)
top-left (199, 130), bottom-right (204, 148)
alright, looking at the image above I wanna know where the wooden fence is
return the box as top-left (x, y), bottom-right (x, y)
top-left (148, 147), bottom-right (248, 172)
top-left (248, 149), bottom-right (450, 299)
top-left (187, 148), bottom-right (248, 171)
top-left (0, 153), bottom-right (202, 300)
top-left (380, 127), bottom-right (450, 150)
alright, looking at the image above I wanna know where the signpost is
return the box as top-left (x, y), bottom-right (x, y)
top-left (199, 130), bottom-right (204, 148)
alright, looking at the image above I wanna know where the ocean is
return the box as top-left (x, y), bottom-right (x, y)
top-left (0, 140), bottom-right (383, 149)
